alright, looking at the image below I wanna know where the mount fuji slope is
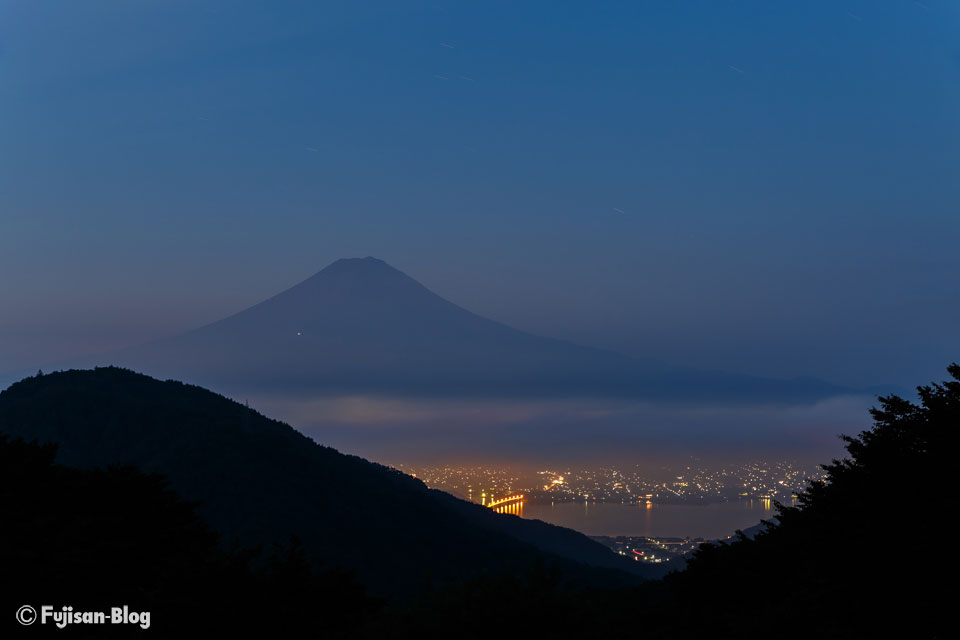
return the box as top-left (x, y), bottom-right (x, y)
top-left (97, 257), bottom-right (849, 403)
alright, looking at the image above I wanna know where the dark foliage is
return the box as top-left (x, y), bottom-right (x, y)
top-left (0, 435), bottom-right (378, 638)
top-left (624, 363), bottom-right (957, 638)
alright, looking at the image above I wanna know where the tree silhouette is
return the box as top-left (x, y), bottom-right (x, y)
top-left (634, 364), bottom-right (958, 638)
top-left (0, 435), bottom-right (378, 638)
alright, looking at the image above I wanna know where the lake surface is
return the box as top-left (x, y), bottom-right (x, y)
top-left (523, 500), bottom-right (782, 539)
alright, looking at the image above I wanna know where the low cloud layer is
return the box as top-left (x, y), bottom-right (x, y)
top-left (252, 392), bottom-right (878, 467)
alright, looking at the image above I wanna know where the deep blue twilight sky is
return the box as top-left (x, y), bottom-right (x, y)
top-left (1, 0), bottom-right (958, 392)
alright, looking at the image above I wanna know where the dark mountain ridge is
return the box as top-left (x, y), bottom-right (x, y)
top-left (0, 367), bottom-right (652, 596)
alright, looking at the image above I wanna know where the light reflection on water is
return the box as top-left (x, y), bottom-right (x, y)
top-left (520, 499), bottom-right (786, 539)
top-left (492, 502), bottom-right (524, 517)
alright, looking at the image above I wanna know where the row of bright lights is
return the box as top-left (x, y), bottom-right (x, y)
top-left (487, 494), bottom-right (525, 509)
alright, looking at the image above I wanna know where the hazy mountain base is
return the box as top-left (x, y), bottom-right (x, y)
top-left (4, 257), bottom-right (888, 464)
top-left (90, 258), bottom-right (856, 405)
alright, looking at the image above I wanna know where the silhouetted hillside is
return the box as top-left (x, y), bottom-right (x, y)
top-left (88, 257), bottom-right (850, 403)
top-left (0, 435), bottom-right (377, 638)
top-left (0, 367), bottom-right (647, 598)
